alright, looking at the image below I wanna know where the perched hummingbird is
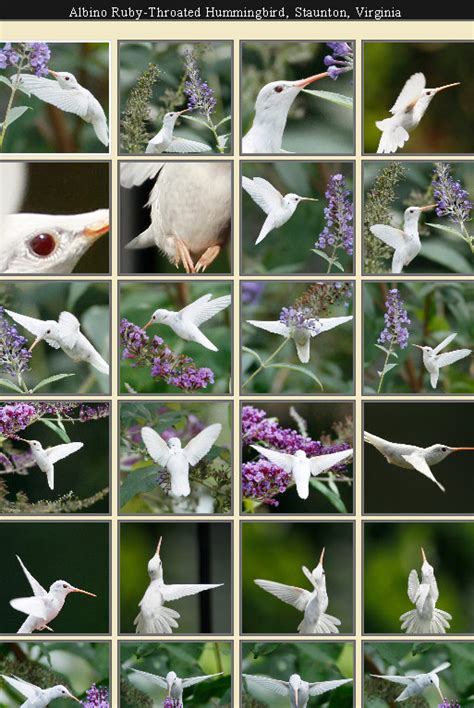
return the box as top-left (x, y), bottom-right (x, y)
top-left (145, 109), bottom-right (211, 154)
top-left (1, 674), bottom-right (81, 706)
top-left (242, 671), bottom-right (352, 708)
top-left (399, 548), bottom-right (452, 635)
top-left (412, 333), bottom-right (472, 389)
top-left (371, 661), bottom-right (450, 702)
top-left (369, 204), bottom-right (435, 273)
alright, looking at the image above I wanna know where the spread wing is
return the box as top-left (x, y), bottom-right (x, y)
top-left (5, 309), bottom-right (47, 337)
top-left (180, 293), bottom-right (231, 326)
top-left (309, 678), bottom-right (353, 696)
top-left (183, 423), bottom-right (222, 465)
top-left (401, 452), bottom-right (445, 492)
top-left (242, 176), bottom-right (283, 215)
top-left (128, 668), bottom-right (168, 688)
top-left (46, 441), bottom-right (83, 465)
top-left (309, 448), bottom-right (353, 476)
top-left (17, 74), bottom-right (90, 117)
top-left (120, 162), bottom-right (165, 188)
top-left (407, 568), bottom-right (420, 603)
top-left (246, 320), bottom-right (290, 337)
top-left (436, 349), bottom-right (471, 368)
top-left (390, 72), bottom-right (426, 113)
top-left (1, 675), bottom-right (42, 700)
top-left (166, 137), bottom-right (211, 153)
top-left (182, 673), bottom-right (223, 688)
top-left (370, 225), bottom-right (406, 250)
top-left (254, 579), bottom-right (311, 611)
top-left (16, 556), bottom-right (46, 596)
top-left (251, 444), bottom-right (295, 474)
top-left (58, 311), bottom-right (81, 348)
top-left (433, 332), bottom-right (458, 355)
top-left (161, 583), bottom-right (223, 602)
top-left (432, 662), bottom-right (450, 674)
top-left (316, 316), bottom-right (353, 335)
top-left (242, 674), bottom-right (289, 696)
top-left (141, 427), bottom-right (171, 467)
top-left (371, 673), bottom-right (413, 685)
top-left (10, 595), bottom-right (48, 619)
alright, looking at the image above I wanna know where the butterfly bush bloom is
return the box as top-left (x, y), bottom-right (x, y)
top-left (25, 42), bottom-right (51, 77)
top-left (81, 684), bottom-right (109, 708)
top-left (314, 173), bottom-right (353, 257)
top-left (433, 163), bottom-right (472, 226)
top-left (0, 307), bottom-right (31, 380)
top-left (0, 43), bottom-right (20, 68)
top-left (279, 306), bottom-right (321, 335)
top-left (0, 403), bottom-right (36, 436)
top-left (324, 41), bottom-right (353, 80)
top-left (438, 701), bottom-right (460, 708)
top-left (242, 459), bottom-right (292, 506)
top-left (183, 50), bottom-right (217, 117)
top-left (164, 699), bottom-right (182, 708)
top-left (378, 288), bottom-right (410, 350)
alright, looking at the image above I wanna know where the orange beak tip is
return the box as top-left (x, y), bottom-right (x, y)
top-left (84, 221), bottom-right (109, 238)
top-left (295, 71), bottom-right (328, 88)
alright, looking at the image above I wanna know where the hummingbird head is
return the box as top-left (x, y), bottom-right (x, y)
top-left (421, 82), bottom-right (460, 104)
top-left (403, 204), bottom-right (436, 230)
top-left (49, 70), bottom-right (80, 90)
top-left (289, 673), bottom-right (301, 703)
top-left (148, 537), bottom-right (164, 580)
top-left (420, 547), bottom-right (436, 579)
top-left (294, 450), bottom-right (307, 459)
top-left (144, 309), bottom-right (169, 328)
top-left (283, 193), bottom-right (318, 209)
top-left (254, 73), bottom-right (328, 119)
top-left (166, 671), bottom-right (178, 694)
top-left (29, 320), bottom-right (59, 352)
top-left (427, 672), bottom-right (443, 700)
top-left (168, 437), bottom-right (182, 449)
top-left (50, 685), bottom-right (81, 703)
top-left (49, 580), bottom-right (96, 599)
top-left (163, 108), bottom-right (189, 127)
top-left (427, 443), bottom-right (474, 464)
top-left (302, 548), bottom-right (326, 588)
top-left (25, 439), bottom-right (42, 451)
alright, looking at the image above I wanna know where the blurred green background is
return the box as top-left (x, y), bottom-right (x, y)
top-left (241, 522), bottom-right (354, 633)
top-left (242, 281), bottom-right (354, 394)
top-left (242, 642), bottom-right (353, 708)
top-left (0, 522), bottom-right (109, 633)
top-left (120, 522), bottom-right (231, 634)
top-left (0, 281), bottom-right (110, 394)
top-left (119, 41), bottom-right (232, 154)
top-left (120, 281), bottom-right (232, 394)
top-left (364, 42), bottom-right (474, 153)
top-left (121, 641), bottom-right (231, 708)
top-left (364, 522), bottom-right (474, 634)
top-left (364, 281), bottom-right (474, 394)
top-left (0, 42), bottom-right (109, 153)
top-left (364, 402), bottom-right (474, 514)
top-left (0, 641), bottom-right (109, 707)
top-left (242, 41), bottom-right (353, 154)
top-left (364, 641), bottom-right (474, 707)
top-left (242, 162), bottom-right (354, 275)
top-left (120, 400), bottom-right (232, 514)
top-left (364, 161), bottom-right (474, 274)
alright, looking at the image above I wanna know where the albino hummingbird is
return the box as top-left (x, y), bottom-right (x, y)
top-left (242, 175), bottom-right (318, 245)
top-left (412, 333), bottom-right (472, 389)
top-left (371, 661), bottom-right (450, 702)
top-left (375, 72), bottom-right (460, 154)
top-left (250, 444), bottom-right (353, 500)
top-left (1, 675), bottom-right (81, 706)
top-left (17, 70), bottom-right (109, 146)
top-left (364, 430), bottom-right (474, 492)
top-left (141, 423), bottom-right (222, 497)
top-left (144, 293), bottom-right (231, 352)
top-left (255, 548), bottom-right (342, 634)
top-left (145, 109), bottom-right (211, 154)
top-left (400, 548), bottom-right (452, 634)
top-left (246, 314), bottom-right (353, 364)
top-left (134, 537), bottom-right (223, 634)
top-left (129, 667), bottom-right (222, 702)
top-left (242, 72), bottom-right (328, 153)
top-left (18, 438), bottom-right (83, 491)
top-left (5, 308), bottom-right (109, 376)
top-left (10, 555), bottom-right (96, 634)
top-left (242, 672), bottom-right (352, 708)
top-left (369, 204), bottom-right (435, 273)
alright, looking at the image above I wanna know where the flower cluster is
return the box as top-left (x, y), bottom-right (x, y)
top-left (241, 282), bottom-right (265, 305)
top-left (242, 459), bottom-right (291, 506)
top-left (279, 306), bottom-right (321, 335)
top-left (79, 403), bottom-right (110, 422)
top-left (433, 163), bottom-right (472, 226)
top-left (0, 43), bottom-right (19, 69)
top-left (0, 42), bottom-right (50, 76)
top-left (81, 684), bottom-right (109, 708)
top-left (163, 698), bottom-right (182, 708)
top-left (324, 41), bottom-right (353, 80)
top-left (0, 401), bottom-right (109, 438)
top-left (0, 403), bottom-right (36, 437)
top-left (183, 49), bottom-right (217, 116)
top-left (293, 282), bottom-right (353, 319)
top-left (0, 306), bottom-right (31, 380)
top-left (314, 174), bottom-right (353, 256)
top-left (378, 288), bottom-right (410, 350)
top-left (438, 701), bottom-right (460, 708)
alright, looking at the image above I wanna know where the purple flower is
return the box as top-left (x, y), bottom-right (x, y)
top-left (81, 684), bottom-right (109, 708)
top-left (378, 288), bottom-right (410, 350)
top-left (279, 306), bottom-right (321, 335)
top-left (164, 699), bottom-right (182, 708)
top-left (314, 173), bottom-right (353, 257)
top-left (183, 49), bottom-right (217, 116)
top-left (242, 282), bottom-right (265, 305)
top-left (242, 459), bottom-right (292, 506)
top-left (0, 43), bottom-right (20, 68)
top-left (79, 403), bottom-right (110, 422)
top-left (25, 42), bottom-right (50, 77)
top-left (433, 163), bottom-right (472, 225)
top-left (324, 41), bottom-right (353, 80)
top-left (438, 701), bottom-right (460, 708)
top-left (0, 403), bottom-right (36, 436)
top-left (0, 307), bottom-right (31, 380)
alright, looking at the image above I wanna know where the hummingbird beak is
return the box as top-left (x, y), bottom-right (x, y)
top-left (71, 587), bottom-right (97, 597)
top-left (319, 547), bottom-right (325, 565)
top-left (412, 344), bottom-right (424, 350)
top-left (143, 319), bottom-right (153, 330)
top-left (68, 695), bottom-right (82, 704)
top-left (419, 204), bottom-right (437, 212)
top-left (49, 70), bottom-right (59, 78)
top-left (421, 547), bottom-right (427, 563)
top-left (84, 218), bottom-right (109, 239)
top-left (451, 446), bottom-right (474, 451)
top-left (436, 684), bottom-right (444, 701)
top-left (294, 687), bottom-right (299, 706)
top-left (300, 197), bottom-right (318, 202)
top-left (156, 536), bottom-right (163, 555)
top-left (294, 71), bottom-right (328, 88)
top-left (433, 81), bottom-right (460, 94)
top-left (29, 335), bottom-right (43, 352)
top-left (178, 108), bottom-right (190, 115)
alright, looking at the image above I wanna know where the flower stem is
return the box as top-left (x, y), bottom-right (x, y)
top-left (377, 342), bottom-right (393, 394)
top-left (326, 245), bottom-right (339, 273)
top-left (213, 642), bottom-right (223, 673)
top-left (0, 52), bottom-right (27, 149)
top-left (206, 117), bottom-right (224, 153)
top-left (243, 337), bottom-right (290, 388)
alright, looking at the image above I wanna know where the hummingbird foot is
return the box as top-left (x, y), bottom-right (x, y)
top-left (195, 245), bottom-right (221, 273)
top-left (174, 237), bottom-right (196, 274)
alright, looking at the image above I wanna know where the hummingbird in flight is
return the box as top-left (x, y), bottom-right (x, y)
top-left (17, 438), bottom-right (83, 490)
top-left (371, 661), bottom-right (450, 702)
top-left (242, 671), bottom-right (352, 708)
top-left (1, 674), bottom-right (81, 706)
top-left (129, 667), bottom-right (223, 703)
top-left (369, 204), bottom-right (435, 273)
top-left (145, 109), bottom-right (211, 154)
top-left (399, 548), bottom-right (452, 635)
top-left (412, 332), bottom-right (472, 389)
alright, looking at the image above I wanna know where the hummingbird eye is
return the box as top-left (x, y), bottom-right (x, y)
top-left (65, 76), bottom-right (70, 81)
top-left (62, 583), bottom-right (68, 589)
top-left (29, 232), bottom-right (58, 257)
top-left (274, 85), bottom-right (284, 93)
top-left (441, 447), bottom-right (447, 452)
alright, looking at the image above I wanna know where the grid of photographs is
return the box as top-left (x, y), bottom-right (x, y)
top-left (0, 33), bottom-right (472, 708)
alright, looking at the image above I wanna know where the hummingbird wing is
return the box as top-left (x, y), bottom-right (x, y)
top-left (371, 674), bottom-right (413, 685)
top-left (120, 162), bottom-right (165, 188)
top-left (401, 452), bottom-right (445, 492)
top-left (407, 569), bottom-right (420, 603)
top-left (46, 441), bottom-right (83, 464)
top-left (183, 423), bottom-right (222, 465)
top-left (309, 448), bottom-right (353, 476)
top-left (247, 320), bottom-right (290, 337)
top-left (431, 662), bottom-right (450, 674)
top-left (15, 556), bottom-right (47, 596)
top-left (161, 583), bottom-right (223, 602)
top-left (254, 579), bottom-right (311, 611)
top-left (435, 348), bottom-right (471, 368)
top-left (16, 75), bottom-right (90, 116)
top-left (250, 444), bottom-right (295, 474)
top-left (1, 675), bottom-right (42, 700)
top-left (181, 673), bottom-right (223, 688)
top-left (166, 137), bottom-right (212, 153)
top-left (10, 595), bottom-right (49, 619)
top-left (390, 72), bottom-right (426, 113)
top-left (180, 293), bottom-right (231, 326)
top-left (308, 678), bottom-right (353, 696)
top-left (242, 176), bottom-right (283, 215)
top-left (4, 309), bottom-right (61, 349)
top-left (57, 311), bottom-right (81, 348)
top-left (242, 674), bottom-right (289, 696)
top-left (369, 225), bottom-right (406, 250)
top-left (141, 427), bottom-right (172, 467)
top-left (128, 668), bottom-right (168, 688)
top-left (316, 316), bottom-right (353, 335)
top-left (432, 332), bottom-right (458, 355)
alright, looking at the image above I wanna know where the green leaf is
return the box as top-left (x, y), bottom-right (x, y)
top-left (302, 88), bottom-right (353, 108)
top-left (0, 378), bottom-right (24, 393)
top-left (39, 418), bottom-right (71, 443)
top-left (215, 115), bottom-right (231, 128)
top-left (412, 642), bottom-right (435, 655)
top-left (181, 114), bottom-right (210, 128)
top-left (31, 373), bottom-right (75, 392)
top-left (266, 363), bottom-right (324, 390)
top-left (420, 239), bottom-right (473, 273)
top-left (312, 248), bottom-right (345, 271)
top-left (374, 344), bottom-right (398, 358)
top-left (425, 222), bottom-right (465, 239)
top-left (0, 75), bottom-right (12, 88)
top-left (242, 346), bottom-right (263, 366)
top-left (251, 643), bottom-right (281, 658)
top-left (120, 466), bottom-right (158, 507)
top-left (378, 362), bottom-right (397, 376)
top-left (4, 105), bottom-right (29, 127)
top-left (310, 479), bottom-right (347, 512)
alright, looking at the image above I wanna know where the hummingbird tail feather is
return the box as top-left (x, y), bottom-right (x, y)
top-left (298, 612), bottom-right (341, 634)
top-left (376, 124), bottom-right (409, 154)
top-left (399, 607), bottom-right (451, 634)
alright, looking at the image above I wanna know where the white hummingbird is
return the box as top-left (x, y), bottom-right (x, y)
top-left (246, 314), bottom-right (353, 364)
top-left (375, 72), bottom-right (460, 154)
top-left (120, 161), bottom-right (231, 273)
top-left (16, 70), bottom-right (109, 146)
top-left (5, 308), bottom-right (109, 376)
top-left (242, 672), bottom-right (352, 707)
top-left (364, 430), bottom-right (474, 492)
top-left (400, 548), bottom-right (452, 634)
top-left (242, 72), bottom-right (328, 153)
top-left (134, 537), bottom-right (223, 634)
top-left (10, 555), bottom-right (96, 634)
top-left (129, 667), bottom-right (222, 702)
top-left (369, 204), bottom-right (435, 273)
top-left (145, 109), bottom-right (211, 154)
top-left (255, 548), bottom-right (342, 634)
top-left (144, 293), bottom-right (231, 352)
top-left (371, 661), bottom-right (450, 702)
top-left (250, 444), bottom-right (353, 500)
top-left (242, 175), bottom-right (318, 245)
top-left (141, 423), bottom-right (222, 497)
top-left (17, 437), bottom-right (83, 490)
top-left (412, 333), bottom-right (472, 389)
top-left (1, 675), bottom-right (81, 706)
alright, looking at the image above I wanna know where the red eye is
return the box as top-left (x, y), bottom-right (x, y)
top-left (29, 232), bottom-right (57, 257)
top-left (274, 85), bottom-right (284, 93)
